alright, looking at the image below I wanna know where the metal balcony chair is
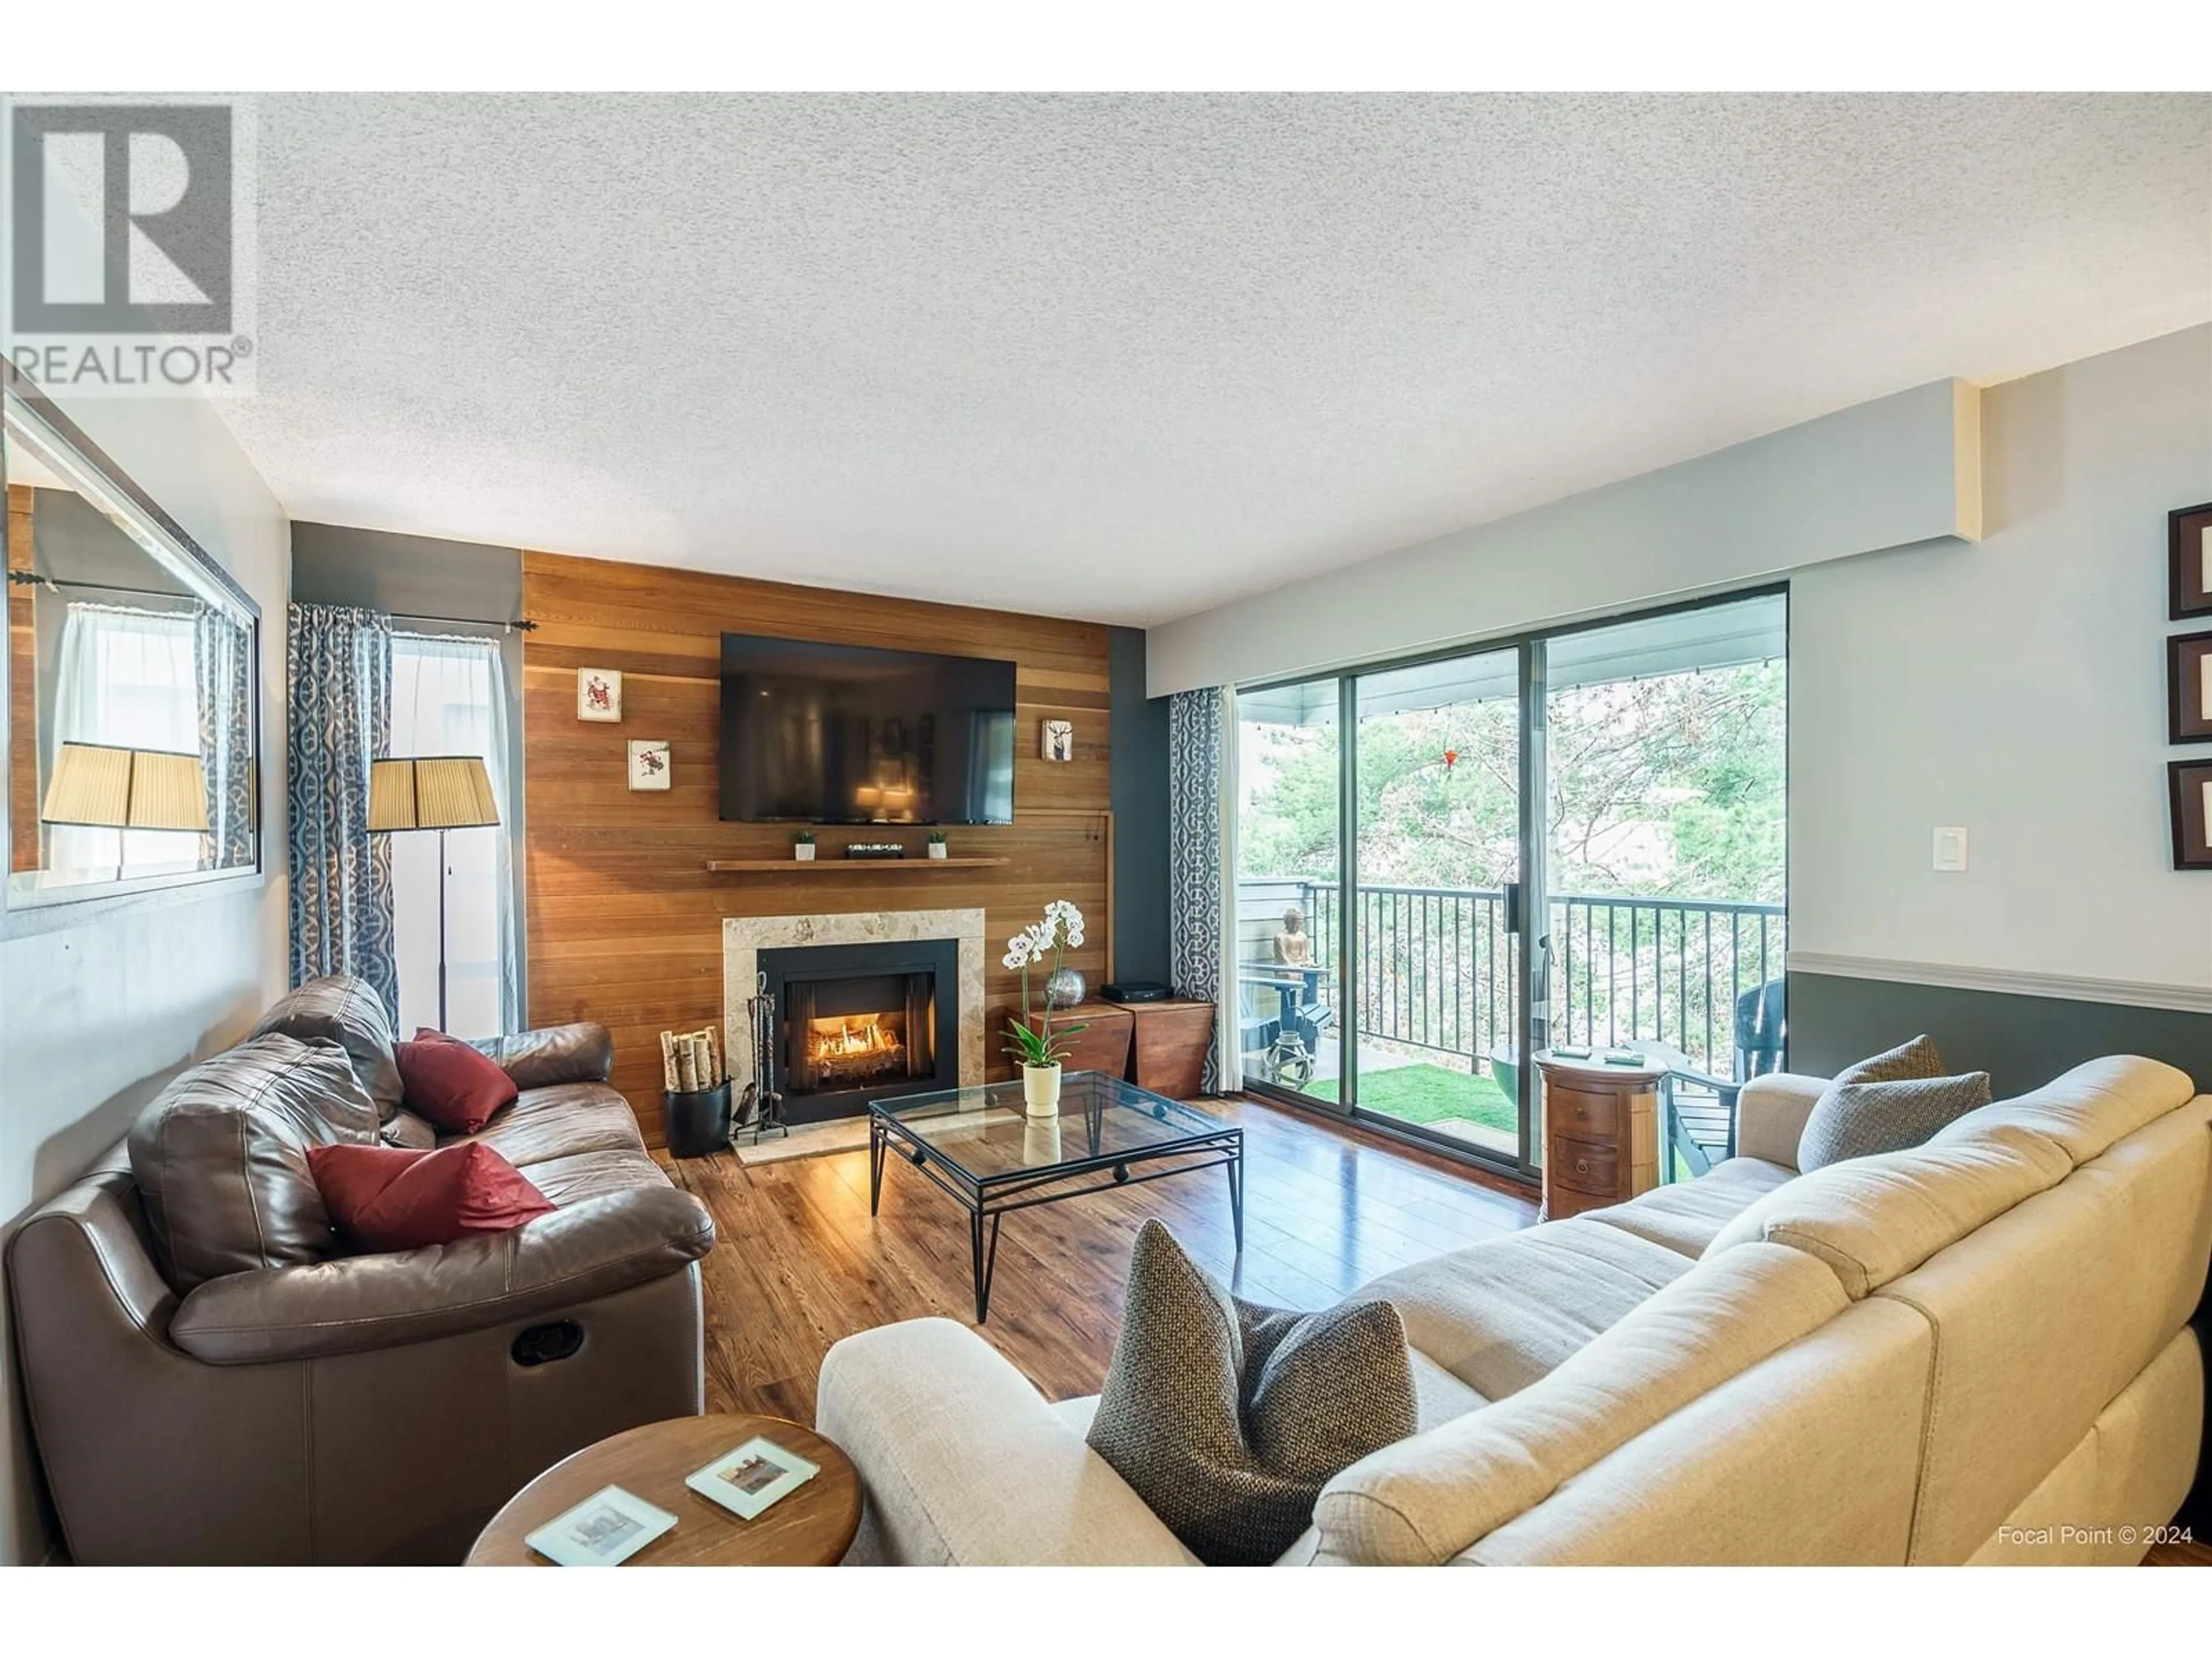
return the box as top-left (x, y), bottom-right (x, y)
top-left (1636, 979), bottom-right (1787, 1180)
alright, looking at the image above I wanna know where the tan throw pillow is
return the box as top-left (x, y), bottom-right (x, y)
top-left (1086, 1219), bottom-right (1416, 1565)
top-left (1797, 1035), bottom-right (1991, 1172)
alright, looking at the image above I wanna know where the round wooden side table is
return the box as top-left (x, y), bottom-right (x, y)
top-left (467, 1413), bottom-right (861, 1567)
top-left (1533, 1049), bottom-right (1668, 1222)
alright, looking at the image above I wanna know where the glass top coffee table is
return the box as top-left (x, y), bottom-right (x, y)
top-left (868, 1071), bottom-right (1244, 1323)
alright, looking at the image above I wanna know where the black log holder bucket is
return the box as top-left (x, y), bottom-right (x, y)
top-left (663, 1081), bottom-right (733, 1158)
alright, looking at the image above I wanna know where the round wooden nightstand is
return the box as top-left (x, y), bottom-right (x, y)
top-left (1533, 1049), bottom-right (1668, 1221)
top-left (467, 1413), bottom-right (861, 1567)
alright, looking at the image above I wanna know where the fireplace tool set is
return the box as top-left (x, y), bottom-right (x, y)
top-left (737, 970), bottom-right (789, 1145)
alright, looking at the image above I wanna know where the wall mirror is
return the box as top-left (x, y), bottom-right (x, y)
top-left (3, 374), bottom-right (261, 914)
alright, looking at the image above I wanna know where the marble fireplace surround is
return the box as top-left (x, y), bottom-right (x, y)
top-left (723, 908), bottom-right (988, 1101)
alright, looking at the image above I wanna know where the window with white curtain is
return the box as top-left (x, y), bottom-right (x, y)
top-left (48, 603), bottom-right (202, 876)
top-left (388, 633), bottom-right (516, 1039)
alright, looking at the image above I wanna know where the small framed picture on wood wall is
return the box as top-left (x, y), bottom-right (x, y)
top-left (578, 666), bottom-right (623, 721)
top-left (2169, 502), bottom-right (2212, 619)
top-left (2169, 760), bottom-right (2212, 870)
top-left (627, 739), bottom-right (672, 791)
top-left (2169, 631), bottom-right (2212, 743)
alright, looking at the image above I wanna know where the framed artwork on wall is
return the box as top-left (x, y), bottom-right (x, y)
top-left (577, 666), bottom-right (622, 721)
top-left (1041, 719), bottom-right (1074, 762)
top-left (2168, 759), bottom-right (2212, 870)
top-left (2168, 630), bottom-right (2212, 743)
top-left (627, 739), bottom-right (671, 791)
top-left (2169, 502), bottom-right (2212, 620)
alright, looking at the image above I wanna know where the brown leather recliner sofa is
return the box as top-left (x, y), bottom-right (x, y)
top-left (6, 975), bottom-right (715, 1565)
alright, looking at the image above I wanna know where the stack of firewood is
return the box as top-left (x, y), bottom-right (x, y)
top-left (659, 1026), bottom-right (724, 1093)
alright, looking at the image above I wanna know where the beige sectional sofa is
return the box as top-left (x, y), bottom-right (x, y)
top-left (816, 1055), bottom-right (2210, 1565)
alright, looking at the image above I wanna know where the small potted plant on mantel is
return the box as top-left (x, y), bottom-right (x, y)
top-left (793, 830), bottom-right (816, 862)
top-left (1002, 901), bottom-right (1086, 1116)
top-left (926, 831), bottom-right (949, 860)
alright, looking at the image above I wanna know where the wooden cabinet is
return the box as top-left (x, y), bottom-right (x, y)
top-left (1017, 997), bottom-right (1214, 1100)
top-left (1535, 1051), bottom-right (1662, 1220)
top-left (1124, 999), bottom-right (1215, 1099)
top-left (1023, 1003), bottom-right (1132, 1078)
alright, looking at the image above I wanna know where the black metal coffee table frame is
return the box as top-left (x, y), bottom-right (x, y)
top-left (868, 1077), bottom-right (1244, 1323)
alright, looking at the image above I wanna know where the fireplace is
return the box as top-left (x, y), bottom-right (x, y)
top-left (757, 938), bottom-right (960, 1122)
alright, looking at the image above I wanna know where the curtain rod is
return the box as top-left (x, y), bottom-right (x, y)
top-left (6, 576), bottom-right (539, 633)
top-left (385, 608), bottom-right (538, 634)
top-left (7, 570), bottom-right (199, 603)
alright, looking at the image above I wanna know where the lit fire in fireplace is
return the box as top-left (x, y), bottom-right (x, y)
top-left (806, 1013), bottom-right (906, 1079)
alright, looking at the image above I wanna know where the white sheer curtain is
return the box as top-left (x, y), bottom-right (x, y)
top-left (48, 603), bottom-right (202, 876)
top-left (388, 634), bottom-right (517, 1038)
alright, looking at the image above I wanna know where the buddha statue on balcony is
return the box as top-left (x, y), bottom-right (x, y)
top-left (1274, 906), bottom-right (1312, 967)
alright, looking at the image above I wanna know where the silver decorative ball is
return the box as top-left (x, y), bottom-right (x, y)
top-left (1046, 967), bottom-right (1086, 1010)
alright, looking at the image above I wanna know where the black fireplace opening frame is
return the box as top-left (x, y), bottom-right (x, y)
top-left (757, 937), bottom-right (962, 1123)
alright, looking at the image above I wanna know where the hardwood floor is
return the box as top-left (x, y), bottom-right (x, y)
top-left (2143, 1536), bottom-right (2212, 1567)
top-left (658, 1094), bottom-right (1537, 1420)
top-left (660, 1099), bottom-right (2206, 1569)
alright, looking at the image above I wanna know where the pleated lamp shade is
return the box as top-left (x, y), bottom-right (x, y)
top-left (40, 743), bottom-right (133, 828)
top-left (41, 743), bottom-right (207, 831)
top-left (369, 756), bottom-right (499, 831)
top-left (126, 749), bottom-right (212, 832)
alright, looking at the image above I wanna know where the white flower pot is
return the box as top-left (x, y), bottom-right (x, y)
top-left (1022, 1062), bottom-right (1062, 1118)
top-left (927, 843), bottom-right (948, 859)
top-left (794, 844), bottom-right (815, 861)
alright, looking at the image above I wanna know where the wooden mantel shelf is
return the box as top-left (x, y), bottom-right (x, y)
top-left (704, 856), bottom-right (1012, 873)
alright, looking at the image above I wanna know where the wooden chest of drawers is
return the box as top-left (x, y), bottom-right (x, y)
top-left (1535, 1051), bottom-right (1663, 1221)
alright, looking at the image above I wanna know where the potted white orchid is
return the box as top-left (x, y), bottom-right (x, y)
top-left (1002, 900), bottom-right (1086, 1116)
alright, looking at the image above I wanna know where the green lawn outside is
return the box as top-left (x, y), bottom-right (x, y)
top-left (1308, 1063), bottom-right (1517, 1134)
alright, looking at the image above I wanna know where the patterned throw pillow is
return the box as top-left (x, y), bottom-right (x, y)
top-left (1798, 1035), bottom-right (1993, 1171)
top-left (1085, 1219), bottom-right (1416, 1565)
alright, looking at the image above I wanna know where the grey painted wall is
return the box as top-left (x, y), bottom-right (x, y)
top-left (2, 395), bottom-right (290, 1566)
top-left (1789, 971), bottom-right (2212, 1100)
top-left (1109, 625), bottom-right (1170, 984)
top-left (289, 521), bottom-right (522, 625)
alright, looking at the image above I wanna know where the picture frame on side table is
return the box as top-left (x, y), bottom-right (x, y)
top-left (522, 1484), bottom-right (677, 1566)
top-left (628, 739), bottom-right (672, 791)
top-left (2169, 502), bottom-right (2212, 620)
top-left (2168, 759), bottom-right (2212, 870)
top-left (2168, 631), bottom-right (2212, 743)
top-left (578, 666), bottom-right (623, 721)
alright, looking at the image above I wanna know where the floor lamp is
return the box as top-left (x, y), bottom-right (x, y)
top-left (41, 742), bottom-right (209, 882)
top-left (370, 755), bottom-right (501, 1032)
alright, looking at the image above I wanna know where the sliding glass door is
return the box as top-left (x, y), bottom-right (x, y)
top-left (1233, 590), bottom-right (1787, 1181)
top-left (1350, 648), bottom-right (1528, 1162)
top-left (1542, 596), bottom-right (1789, 1178)
top-left (1233, 678), bottom-right (1343, 1106)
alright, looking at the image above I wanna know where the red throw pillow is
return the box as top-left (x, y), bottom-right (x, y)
top-left (308, 1142), bottom-right (555, 1253)
top-left (395, 1028), bottom-right (517, 1134)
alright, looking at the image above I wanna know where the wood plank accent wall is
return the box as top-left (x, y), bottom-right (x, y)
top-left (7, 485), bottom-right (38, 874)
top-left (521, 550), bottom-right (1116, 1143)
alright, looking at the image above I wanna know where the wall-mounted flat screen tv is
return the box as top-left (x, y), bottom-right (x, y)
top-left (718, 633), bottom-right (1017, 824)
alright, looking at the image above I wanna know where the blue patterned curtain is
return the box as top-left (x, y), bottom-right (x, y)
top-left (194, 605), bottom-right (255, 868)
top-left (287, 605), bottom-right (399, 1021)
top-left (1168, 687), bottom-right (1225, 1092)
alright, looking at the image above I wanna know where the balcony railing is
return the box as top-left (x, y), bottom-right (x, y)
top-left (1237, 877), bottom-right (1786, 1081)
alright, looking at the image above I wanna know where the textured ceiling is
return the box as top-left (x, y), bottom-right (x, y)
top-left (222, 92), bottom-right (2212, 626)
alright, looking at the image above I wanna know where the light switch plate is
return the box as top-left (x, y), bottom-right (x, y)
top-left (1933, 827), bottom-right (1969, 872)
